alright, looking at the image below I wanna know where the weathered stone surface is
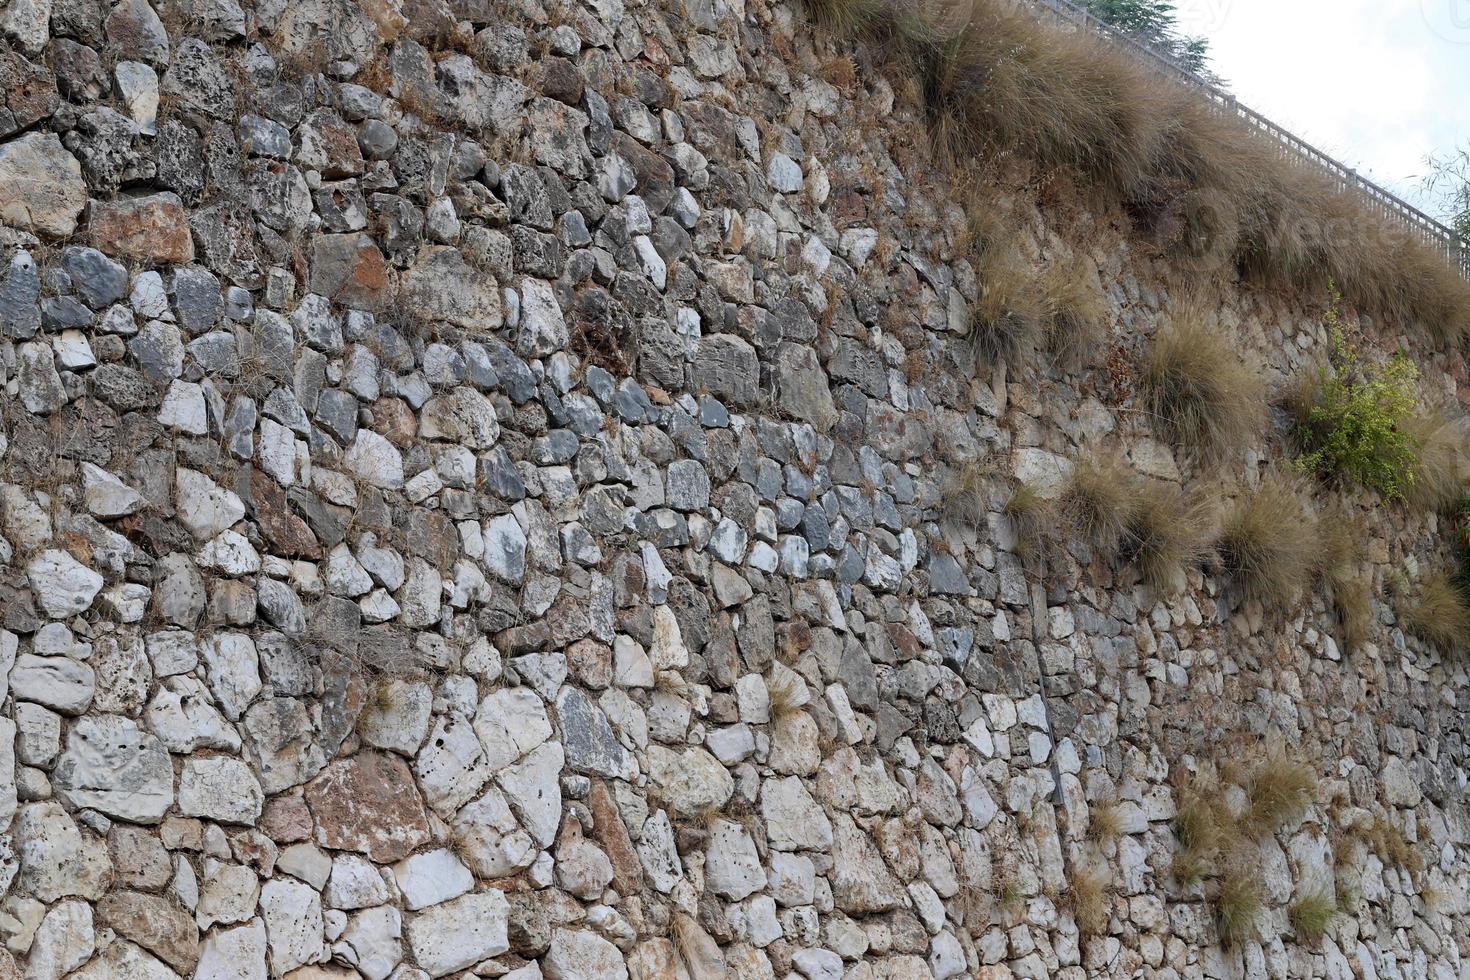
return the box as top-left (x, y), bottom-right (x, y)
top-left (175, 468), bottom-right (246, 540)
top-left (89, 192), bottom-right (195, 264)
top-left (178, 756), bottom-right (264, 824)
top-left (0, 133), bottom-right (85, 237)
top-left (404, 891), bottom-right (509, 977)
top-left (53, 714), bottom-right (173, 823)
top-left (401, 246), bottom-right (501, 330)
top-left (27, 549), bottom-right (104, 618)
top-left (96, 891), bottom-right (200, 974)
top-left (16, 801), bottom-right (112, 902)
top-left (543, 928), bottom-right (629, 980)
top-left (259, 877), bottom-right (326, 974)
top-left (305, 752), bottom-right (431, 862)
top-left (310, 232), bottom-right (390, 310)
top-left (646, 745), bottom-right (733, 817)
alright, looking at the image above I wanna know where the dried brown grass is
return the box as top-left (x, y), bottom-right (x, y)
top-left (1141, 309), bottom-right (1265, 458)
top-left (1403, 408), bottom-right (1466, 514)
top-left (1217, 472), bottom-right (1320, 610)
top-left (802, 0), bottom-right (1470, 345)
top-left (1120, 479), bottom-right (1214, 593)
top-left (1058, 455), bottom-right (1137, 556)
top-left (1399, 569), bottom-right (1470, 654)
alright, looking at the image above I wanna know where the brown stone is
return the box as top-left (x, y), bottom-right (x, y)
top-left (0, 50), bottom-right (59, 135)
top-left (97, 891), bottom-right (200, 974)
top-left (159, 816), bottom-right (203, 851)
top-left (309, 233), bottom-right (391, 311)
top-left (89, 192), bottom-right (195, 265)
top-left (304, 752), bottom-right (431, 862)
top-left (107, 826), bottom-right (171, 890)
top-left (259, 793), bottom-right (313, 844)
top-left (588, 781), bottom-right (643, 895)
top-left (566, 639), bottom-right (612, 690)
top-left (370, 397), bottom-right (417, 448)
top-left (250, 475), bottom-right (322, 559)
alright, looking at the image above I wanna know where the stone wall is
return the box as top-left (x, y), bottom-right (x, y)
top-left (0, 0), bottom-right (1465, 976)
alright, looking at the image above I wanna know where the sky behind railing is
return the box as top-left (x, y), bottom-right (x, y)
top-left (1175, 0), bottom-right (1470, 223)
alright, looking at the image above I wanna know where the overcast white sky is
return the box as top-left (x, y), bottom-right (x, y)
top-left (1172, 0), bottom-right (1470, 222)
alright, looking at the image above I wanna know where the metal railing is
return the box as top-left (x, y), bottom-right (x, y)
top-left (1023, 0), bottom-right (1470, 277)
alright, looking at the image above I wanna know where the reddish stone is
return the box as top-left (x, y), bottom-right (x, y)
top-left (566, 639), bottom-right (612, 690)
top-left (90, 192), bottom-right (194, 265)
top-left (259, 793), bottom-right (313, 844)
top-left (97, 891), bottom-right (200, 974)
top-left (250, 474), bottom-right (322, 559)
top-left (0, 50), bottom-right (59, 133)
top-left (309, 233), bottom-right (391, 311)
top-left (371, 397), bottom-right (418, 448)
top-left (588, 781), bottom-right (643, 895)
top-left (304, 752), bottom-right (431, 863)
top-left (300, 110), bottom-right (365, 179)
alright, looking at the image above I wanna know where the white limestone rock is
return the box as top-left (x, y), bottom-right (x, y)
top-left (199, 632), bottom-right (261, 721)
top-left (26, 550), bottom-right (104, 619)
top-left (175, 468), bottom-right (245, 540)
top-left (178, 756), bottom-right (263, 825)
top-left (404, 891), bottom-right (509, 978)
top-left (392, 848), bottom-right (474, 911)
top-left (53, 714), bottom-right (173, 823)
top-left (259, 877), bottom-right (326, 975)
top-left (82, 463), bottom-right (146, 517)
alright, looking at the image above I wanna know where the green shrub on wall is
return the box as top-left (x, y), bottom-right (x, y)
top-left (1291, 330), bottom-right (1421, 501)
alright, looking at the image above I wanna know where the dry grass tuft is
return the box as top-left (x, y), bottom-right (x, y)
top-left (1040, 259), bottom-right (1108, 365)
top-left (1403, 408), bottom-right (1466, 513)
top-left (971, 245), bottom-right (1046, 366)
top-left (1069, 864), bottom-right (1111, 938)
top-left (1399, 569), bottom-right (1470, 654)
top-left (766, 665), bottom-right (809, 721)
top-left (1140, 310), bottom-right (1265, 458)
top-left (1172, 782), bottom-right (1227, 886)
top-left (1315, 505), bottom-right (1373, 651)
top-left (1087, 799), bottom-right (1124, 845)
top-left (1240, 754), bottom-right (1316, 840)
top-left (1215, 866), bottom-right (1263, 949)
top-left (1217, 473), bottom-right (1320, 610)
top-left (1003, 481), bottom-right (1050, 560)
top-left (1289, 889), bottom-right (1337, 944)
top-left (1121, 479), bottom-right (1214, 593)
top-left (1059, 455), bottom-right (1136, 556)
top-left (799, 0), bottom-right (1470, 348)
top-left (941, 458), bottom-right (991, 530)
top-left (1365, 817), bottom-right (1425, 873)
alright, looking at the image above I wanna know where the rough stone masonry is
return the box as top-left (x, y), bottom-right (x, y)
top-left (0, 0), bottom-right (1463, 976)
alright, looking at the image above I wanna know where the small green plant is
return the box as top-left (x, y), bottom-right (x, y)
top-left (1290, 321), bottom-right (1422, 500)
top-left (1289, 889), bottom-right (1337, 943)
